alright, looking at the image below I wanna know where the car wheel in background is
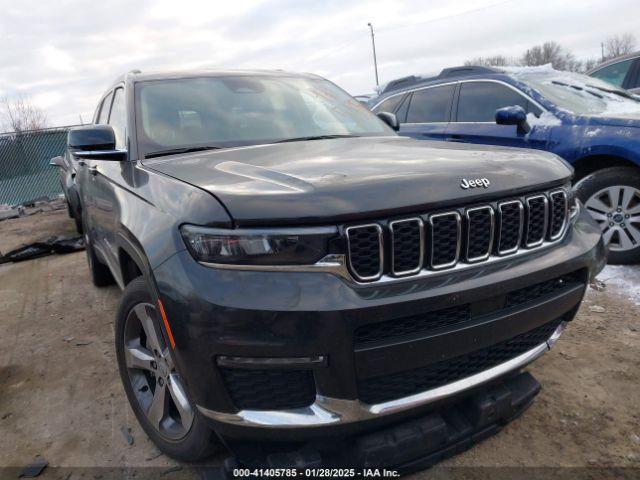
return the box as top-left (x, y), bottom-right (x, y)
top-left (574, 167), bottom-right (640, 264)
top-left (115, 277), bottom-right (220, 461)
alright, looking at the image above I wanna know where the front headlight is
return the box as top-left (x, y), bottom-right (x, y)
top-left (180, 225), bottom-right (338, 265)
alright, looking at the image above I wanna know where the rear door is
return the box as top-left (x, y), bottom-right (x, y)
top-left (398, 84), bottom-right (455, 141)
top-left (446, 80), bottom-right (549, 150)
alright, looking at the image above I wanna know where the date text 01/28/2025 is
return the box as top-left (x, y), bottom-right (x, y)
top-left (232, 468), bottom-right (400, 477)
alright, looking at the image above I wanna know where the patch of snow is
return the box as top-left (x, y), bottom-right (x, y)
top-left (584, 128), bottom-right (602, 137)
top-left (502, 64), bottom-right (556, 74)
top-left (527, 111), bottom-right (562, 127)
top-left (597, 265), bottom-right (640, 306)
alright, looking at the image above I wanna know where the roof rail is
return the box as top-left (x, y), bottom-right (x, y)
top-left (380, 66), bottom-right (503, 95)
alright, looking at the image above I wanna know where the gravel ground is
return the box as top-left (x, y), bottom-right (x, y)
top-left (0, 208), bottom-right (639, 479)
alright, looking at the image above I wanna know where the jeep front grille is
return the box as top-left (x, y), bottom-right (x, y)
top-left (345, 188), bottom-right (569, 282)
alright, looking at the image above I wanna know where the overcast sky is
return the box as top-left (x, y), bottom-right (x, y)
top-left (1, 0), bottom-right (638, 126)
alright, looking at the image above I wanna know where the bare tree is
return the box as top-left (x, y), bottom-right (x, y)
top-left (464, 55), bottom-right (513, 67)
top-left (521, 41), bottom-right (581, 72)
top-left (603, 33), bottom-right (637, 60)
top-left (1, 95), bottom-right (48, 133)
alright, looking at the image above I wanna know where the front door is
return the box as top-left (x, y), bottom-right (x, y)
top-left (446, 81), bottom-right (550, 150)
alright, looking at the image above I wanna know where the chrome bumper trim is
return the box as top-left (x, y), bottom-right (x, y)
top-left (197, 322), bottom-right (567, 428)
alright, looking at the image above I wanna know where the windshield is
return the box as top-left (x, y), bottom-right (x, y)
top-left (515, 71), bottom-right (640, 116)
top-left (135, 75), bottom-right (393, 158)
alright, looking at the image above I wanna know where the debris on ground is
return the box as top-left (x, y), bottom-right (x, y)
top-left (559, 351), bottom-right (577, 360)
top-left (145, 451), bottom-right (163, 461)
top-left (588, 305), bottom-right (606, 313)
top-left (120, 426), bottom-right (134, 446)
top-left (62, 336), bottom-right (75, 343)
top-left (161, 466), bottom-right (183, 476)
top-left (74, 341), bottom-right (93, 346)
top-left (589, 279), bottom-right (606, 292)
top-left (0, 235), bottom-right (84, 264)
top-left (20, 458), bottom-right (48, 478)
top-left (0, 208), bottom-right (20, 221)
top-left (1, 412), bottom-right (12, 420)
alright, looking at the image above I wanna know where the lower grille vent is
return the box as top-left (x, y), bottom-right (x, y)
top-left (357, 318), bottom-right (562, 405)
top-left (220, 368), bottom-right (316, 410)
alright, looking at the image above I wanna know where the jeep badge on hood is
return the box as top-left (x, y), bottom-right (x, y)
top-left (460, 177), bottom-right (490, 189)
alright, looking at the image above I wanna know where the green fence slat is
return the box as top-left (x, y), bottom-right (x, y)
top-left (0, 127), bottom-right (77, 206)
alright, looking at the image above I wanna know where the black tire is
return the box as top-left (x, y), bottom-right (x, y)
top-left (74, 212), bottom-right (84, 235)
top-left (84, 228), bottom-right (115, 287)
top-left (574, 166), bottom-right (640, 264)
top-left (115, 277), bottom-right (219, 462)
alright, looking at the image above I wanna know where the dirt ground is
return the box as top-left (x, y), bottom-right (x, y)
top-left (1, 208), bottom-right (639, 479)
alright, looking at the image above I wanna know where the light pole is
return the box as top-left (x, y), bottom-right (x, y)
top-left (367, 22), bottom-right (379, 87)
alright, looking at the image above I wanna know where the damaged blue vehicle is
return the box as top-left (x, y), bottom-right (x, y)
top-left (368, 65), bottom-right (640, 263)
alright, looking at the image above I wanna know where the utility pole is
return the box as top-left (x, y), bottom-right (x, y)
top-left (367, 22), bottom-right (379, 87)
top-left (601, 42), bottom-right (605, 61)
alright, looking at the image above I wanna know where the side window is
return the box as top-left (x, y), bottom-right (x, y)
top-left (96, 92), bottom-right (113, 124)
top-left (457, 82), bottom-right (535, 122)
top-left (108, 88), bottom-right (126, 149)
top-left (405, 85), bottom-right (455, 123)
top-left (372, 94), bottom-right (406, 114)
top-left (590, 59), bottom-right (633, 87)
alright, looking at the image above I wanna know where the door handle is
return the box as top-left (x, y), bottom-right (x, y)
top-left (88, 165), bottom-right (98, 176)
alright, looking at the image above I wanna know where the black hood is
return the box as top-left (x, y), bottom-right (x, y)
top-left (144, 137), bottom-right (572, 226)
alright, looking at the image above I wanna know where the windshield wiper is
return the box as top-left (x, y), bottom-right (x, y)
top-left (587, 84), bottom-right (639, 101)
top-left (145, 145), bottom-right (224, 159)
top-left (273, 134), bottom-right (360, 144)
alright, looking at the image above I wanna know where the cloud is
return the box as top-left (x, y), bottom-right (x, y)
top-left (1, 0), bottom-right (639, 126)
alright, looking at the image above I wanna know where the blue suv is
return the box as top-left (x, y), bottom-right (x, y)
top-left (368, 66), bottom-right (640, 263)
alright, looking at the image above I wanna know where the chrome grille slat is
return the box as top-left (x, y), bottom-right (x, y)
top-left (497, 200), bottom-right (524, 255)
top-left (466, 206), bottom-right (495, 262)
top-left (390, 218), bottom-right (424, 277)
top-left (548, 190), bottom-right (568, 240)
top-left (429, 212), bottom-right (461, 269)
top-left (344, 188), bottom-right (569, 283)
top-left (345, 224), bottom-right (384, 281)
top-left (524, 195), bottom-right (549, 248)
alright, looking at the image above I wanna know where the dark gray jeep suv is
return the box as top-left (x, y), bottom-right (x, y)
top-left (65, 69), bottom-right (605, 469)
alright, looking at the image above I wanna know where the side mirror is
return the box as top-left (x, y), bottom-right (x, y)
top-left (377, 111), bottom-right (400, 131)
top-left (495, 105), bottom-right (531, 134)
top-left (49, 156), bottom-right (64, 167)
top-left (68, 125), bottom-right (126, 161)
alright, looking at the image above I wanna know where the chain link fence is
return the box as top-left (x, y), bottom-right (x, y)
top-left (0, 126), bottom-right (79, 207)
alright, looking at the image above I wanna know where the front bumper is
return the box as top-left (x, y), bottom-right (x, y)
top-left (153, 206), bottom-right (605, 438)
top-left (197, 321), bottom-right (565, 427)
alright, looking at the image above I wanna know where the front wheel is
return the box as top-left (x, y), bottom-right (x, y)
top-left (574, 167), bottom-right (640, 264)
top-left (115, 277), bottom-right (219, 462)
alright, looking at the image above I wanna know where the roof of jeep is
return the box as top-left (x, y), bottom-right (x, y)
top-left (112, 69), bottom-right (321, 86)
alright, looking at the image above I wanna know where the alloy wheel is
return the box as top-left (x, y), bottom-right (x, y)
top-left (585, 185), bottom-right (640, 252)
top-left (123, 303), bottom-right (194, 440)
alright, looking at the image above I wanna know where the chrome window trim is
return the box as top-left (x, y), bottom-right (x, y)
top-left (197, 322), bottom-right (567, 428)
top-left (370, 81), bottom-right (458, 112)
top-left (389, 218), bottom-right (424, 277)
top-left (456, 78), bottom-right (548, 116)
top-left (548, 189), bottom-right (569, 241)
top-left (345, 223), bottom-right (384, 282)
top-left (524, 195), bottom-right (549, 248)
top-left (429, 211), bottom-right (462, 270)
top-left (497, 200), bottom-right (524, 255)
top-left (465, 205), bottom-right (495, 263)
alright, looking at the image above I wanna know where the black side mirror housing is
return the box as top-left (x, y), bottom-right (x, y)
top-left (495, 105), bottom-right (531, 134)
top-left (67, 125), bottom-right (126, 161)
top-left (377, 111), bottom-right (400, 131)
